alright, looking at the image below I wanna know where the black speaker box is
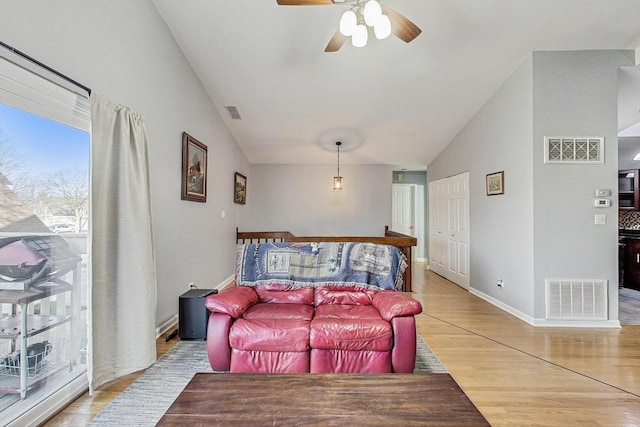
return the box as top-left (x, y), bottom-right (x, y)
top-left (179, 288), bottom-right (217, 340)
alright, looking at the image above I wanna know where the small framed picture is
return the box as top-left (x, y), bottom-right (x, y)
top-left (181, 132), bottom-right (207, 202)
top-left (234, 172), bottom-right (247, 204)
top-left (486, 171), bottom-right (504, 196)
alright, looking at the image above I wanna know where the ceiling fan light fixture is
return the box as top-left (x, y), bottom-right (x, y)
top-left (339, 10), bottom-right (357, 36)
top-left (352, 24), bottom-right (368, 47)
top-left (374, 14), bottom-right (391, 39)
top-left (363, 0), bottom-right (382, 27)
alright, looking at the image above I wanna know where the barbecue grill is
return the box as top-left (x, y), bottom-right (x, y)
top-left (0, 235), bottom-right (81, 291)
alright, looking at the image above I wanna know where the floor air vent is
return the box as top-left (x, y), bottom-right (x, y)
top-left (545, 279), bottom-right (607, 320)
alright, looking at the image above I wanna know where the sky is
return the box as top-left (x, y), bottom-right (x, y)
top-left (0, 102), bottom-right (89, 175)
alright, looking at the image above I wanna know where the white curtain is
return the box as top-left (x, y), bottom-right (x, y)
top-left (88, 93), bottom-right (157, 393)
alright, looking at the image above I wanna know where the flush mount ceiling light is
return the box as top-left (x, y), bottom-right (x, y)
top-left (333, 141), bottom-right (343, 190)
top-left (276, 0), bottom-right (421, 52)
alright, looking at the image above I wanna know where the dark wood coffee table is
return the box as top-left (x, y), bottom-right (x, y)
top-left (158, 373), bottom-right (489, 426)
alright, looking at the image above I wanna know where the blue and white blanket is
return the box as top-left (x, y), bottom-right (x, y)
top-left (235, 242), bottom-right (407, 291)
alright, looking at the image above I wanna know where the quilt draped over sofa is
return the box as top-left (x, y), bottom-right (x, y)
top-left (235, 242), bottom-right (408, 291)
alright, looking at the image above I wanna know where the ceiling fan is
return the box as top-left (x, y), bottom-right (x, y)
top-left (276, 0), bottom-right (421, 52)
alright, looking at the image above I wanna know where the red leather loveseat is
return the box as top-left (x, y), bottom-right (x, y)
top-left (205, 282), bottom-right (422, 373)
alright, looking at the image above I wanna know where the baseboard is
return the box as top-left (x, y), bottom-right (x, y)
top-left (156, 314), bottom-right (179, 338)
top-left (469, 288), bottom-right (536, 325)
top-left (530, 318), bottom-right (621, 328)
top-left (218, 274), bottom-right (235, 290)
top-left (155, 274), bottom-right (235, 338)
top-left (469, 288), bottom-right (622, 328)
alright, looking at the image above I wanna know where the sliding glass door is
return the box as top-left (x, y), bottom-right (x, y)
top-left (0, 53), bottom-right (90, 424)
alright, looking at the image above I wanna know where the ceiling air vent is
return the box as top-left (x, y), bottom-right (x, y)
top-left (544, 137), bottom-right (604, 164)
top-left (225, 106), bottom-right (242, 120)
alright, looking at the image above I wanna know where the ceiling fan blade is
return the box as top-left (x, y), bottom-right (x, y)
top-left (277, 0), bottom-right (334, 5)
top-left (381, 5), bottom-right (422, 43)
top-left (325, 30), bottom-right (348, 52)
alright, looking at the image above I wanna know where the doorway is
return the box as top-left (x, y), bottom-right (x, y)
top-left (617, 64), bottom-right (640, 324)
top-left (391, 171), bottom-right (426, 262)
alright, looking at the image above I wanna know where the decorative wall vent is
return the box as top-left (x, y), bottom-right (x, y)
top-left (545, 279), bottom-right (607, 320)
top-left (544, 137), bottom-right (604, 164)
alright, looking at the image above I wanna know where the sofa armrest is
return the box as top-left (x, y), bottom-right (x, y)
top-left (371, 290), bottom-right (422, 321)
top-left (205, 286), bottom-right (259, 318)
top-left (391, 316), bottom-right (417, 373)
top-left (207, 312), bottom-right (233, 371)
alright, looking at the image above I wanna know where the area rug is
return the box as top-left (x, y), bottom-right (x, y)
top-left (89, 336), bottom-right (446, 426)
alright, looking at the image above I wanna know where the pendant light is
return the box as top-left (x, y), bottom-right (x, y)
top-left (333, 141), bottom-right (343, 190)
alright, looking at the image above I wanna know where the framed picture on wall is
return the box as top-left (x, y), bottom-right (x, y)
top-left (486, 171), bottom-right (504, 196)
top-left (234, 172), bottom-right (247, 204)
top-left (181, 132), bottom-right (208, 202)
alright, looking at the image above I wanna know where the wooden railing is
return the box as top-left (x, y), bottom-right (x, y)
top-left (236, 230), bottom-right (293, 244)
top-left (236, 227), bottom-right (417, 292)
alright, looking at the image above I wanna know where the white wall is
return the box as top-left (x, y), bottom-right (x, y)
top-left (1, 0), bottom-right (250, 327)
top-left (249, 164), bottom-right (393, 236)
top-left (532, 50), bottom-right (635, 320)
top-left (428, 55), bottom-right (536, 317)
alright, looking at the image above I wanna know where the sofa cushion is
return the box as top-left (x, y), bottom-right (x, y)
top-left (314, 304), bottom-right (381, 320)
top-left (231, 349), bottom-right (309, 373)
top-left (310, 305), bottom-right (392, 351)
top-left (243, 302), bottom-right (314, 321)
top-left (256, 286), bottom-right (315, 305)
top-left (315, 287), bottom-right (376, 306)
top-left (310, 349), bottom-right (391, 373)
top-left (230, 318), bottom-right (310, 352)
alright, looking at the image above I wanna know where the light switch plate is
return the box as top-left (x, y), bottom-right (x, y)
top-left (594, 214), bottom-right (606, 225)
top-left (595, 189), bottom-right (611, 197)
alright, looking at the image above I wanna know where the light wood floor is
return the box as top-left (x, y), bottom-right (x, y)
top-left (45, 264), bottom-right (640, 426)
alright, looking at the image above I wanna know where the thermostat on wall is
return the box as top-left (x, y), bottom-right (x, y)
top-left (594, 199), bottom-right (611, 207)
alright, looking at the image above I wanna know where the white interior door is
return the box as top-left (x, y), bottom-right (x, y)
top-left (392, 183), bottom-right (426, 261)
top-left (446, 173), bottom-right (470, 289)
top-left (428, 172), bottom-right (470, 289)
top-left (392, 184), bottom-right (415, 236)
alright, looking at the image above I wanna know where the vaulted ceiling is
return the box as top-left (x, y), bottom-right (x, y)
top-left (152, 0), bottom-right (640, 169)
